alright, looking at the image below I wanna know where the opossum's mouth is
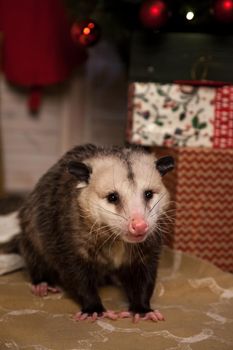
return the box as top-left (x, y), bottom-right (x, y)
top-left (123, 232), bottom-right (147, 244)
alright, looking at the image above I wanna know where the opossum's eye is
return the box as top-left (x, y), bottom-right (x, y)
top-left (106, 192), bottom-right (119, 204)
top-left (144, 190), bottom-right (153, 201)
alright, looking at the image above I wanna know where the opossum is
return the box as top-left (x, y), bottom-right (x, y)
top-left (5, 144), bottom-right (175, 322)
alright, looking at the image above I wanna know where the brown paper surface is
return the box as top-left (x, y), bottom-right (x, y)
top-left (0, 247), bottom-right (233, 350)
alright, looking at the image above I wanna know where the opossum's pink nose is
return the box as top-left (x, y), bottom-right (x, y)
top-left (129, 216), bottom-right (149, 236)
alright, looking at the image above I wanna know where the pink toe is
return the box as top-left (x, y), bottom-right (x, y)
top-left (91, 312), bottom-right (98, 322)
top-left (119, 311), bottom-right (131, 319)
top-left (133, 313), bottom-right (140, 323)
top-left (73, 312), bottom-right (81, 321)
top-left (103, 311), bottom-right (118, 320)
top-left (47, 286), bottom-right (61, 293)
top-left (142, 310), bottom-right (164, 322)
top-left (79, 313), bottom-right (88, 321)
top-left (149, 312), bottom-right (159, 322)
top-left (154, 310), bottom-right (165, 321)
top-left (41, 285), bottom-right (48, 296)
top-left (31, 283), bottom-right (48, 297)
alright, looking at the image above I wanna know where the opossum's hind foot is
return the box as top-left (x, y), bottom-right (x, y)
top-left (119, 310), bottom-right (165, 323)
top-left (31, 282), bottom-right (61, 297)
top-left (141, 310), bottom-right (165, 322)
top-left (74, 310), bottom-right (118, 322)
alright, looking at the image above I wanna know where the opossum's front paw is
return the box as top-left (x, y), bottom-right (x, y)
top-left (31, 282), bottom-right (61, 297)
top-left (74, 310), bottom-right (118, 321)
top-left (119, 310), bottom-right (165, 323)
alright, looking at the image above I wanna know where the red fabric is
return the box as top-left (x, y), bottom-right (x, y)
top-left (0, 0), bottom-right (86, 87)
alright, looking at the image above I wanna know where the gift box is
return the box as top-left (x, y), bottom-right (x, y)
top-left (154, 147), bottom-right (233, 273)
top-left (128, 82), bottom-right (233, 149)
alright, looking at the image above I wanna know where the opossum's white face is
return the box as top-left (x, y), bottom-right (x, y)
top-left (75, 152), bottom-right (172, 244)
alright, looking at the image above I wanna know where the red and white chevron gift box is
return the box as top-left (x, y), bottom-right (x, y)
top-left (170, 147), bottom-right (233, 272)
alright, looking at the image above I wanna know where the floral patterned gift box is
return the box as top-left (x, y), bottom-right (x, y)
top-left (127, 82), bottom-right (233, 149)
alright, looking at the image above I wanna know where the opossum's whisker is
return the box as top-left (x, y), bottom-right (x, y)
top-left (121, 202), bottom-right (128, 221)
top-left (78, 210), bottom-right (95, 220)
top-left (94, 233), bottom-right (115, 258)
top-left (148, 192), bottom-right (166, 217)
top-left (95, 231), bottom-right (119, 257)
top-left (161, 214), bottom-right (176, 224)
top-left (163, 205), bottom-right (177, 212)
top-left (155, 222), bottom-right (170, 232)
top-left (108, 230), bottom-right (122, 257)
top-left (86, 224), bottom-right (114, 247)
top-left (161, 209), bottom-right (176, 221)
top-left (96, 225), bottom-right (119, 241)
top-left (166, 200), bottom-right (177, 206)
top-left (144, 165), bottom-right (155, 215)
top-left (130, 244), bottom-right (146, 267)
top-left (152, 222), bottom-right (173, 243)
top-left (78, 213), bottom-right (94, 220)
top-left (155, 226), bottom-right (173, 244)
top-left (162, 208), bottom-right (177, 215)
top-left (92, 223), bottom-right (109, 244)
top-left (92, 203), bottom-right (127, 221)
top-left (135, 244), bottom-right (146, 268)
top-left (112, 165), bottom-right (128, 218)
top-left (89, 220), bottom-right (99, 235)
top-left (159, 213), bottom-right (175, 224)
top-left (156, 224), bottom-right (172, 236)
top-left (94, 225), bottom-right (112, 243)
top-left (89, 220), bottom-right (99, 245)
top-left (149, 207), bottom-right (173, 222)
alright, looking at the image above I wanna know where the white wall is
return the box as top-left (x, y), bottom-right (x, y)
top-left (0, 41), bottom-right (127, 192)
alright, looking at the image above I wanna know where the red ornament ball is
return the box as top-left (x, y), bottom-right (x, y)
top-left (139, 0), bottom-right (169, 29)
top-left (213, 0), bottom-right (233, 23)
top-left (71, 20), bottom-right (101, 47)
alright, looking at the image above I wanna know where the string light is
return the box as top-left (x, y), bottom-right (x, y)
top-left (83, 27), bottom-right (91, 35)
top-left (186, 11), bottom-right (195, 20)
top-left (223, 0), bottom-right (233, 9)
top-left (213, 0), bottom-right (233, 23)
top-left (71, 19), bottom-right (101, 47)
top-left (150, 4), bottom-right (160, 16)
top-left (139, 0), bottom-right (169, 29)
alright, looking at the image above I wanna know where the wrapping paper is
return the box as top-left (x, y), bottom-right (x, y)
top-left (0, 247), bottom-right (233, 350)
top-left (155, 147), bottom-right (233, 273)
top-left (173, 147), bottom-right (233, 272)
top-left (128, 82), bottom-right (233, 148)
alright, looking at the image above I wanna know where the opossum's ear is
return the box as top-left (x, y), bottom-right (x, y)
top-left (155, 156), bottom-right (175, 176)
top-left (67, 161), bottom-right (91, 188)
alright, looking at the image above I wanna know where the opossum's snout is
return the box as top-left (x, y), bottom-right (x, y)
top-left (129, 216), bottom-right (148, 235)
top-left (126, 214), bottom-right (149, 243)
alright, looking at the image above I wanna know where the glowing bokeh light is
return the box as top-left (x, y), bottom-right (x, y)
top-left (150, 5), bottom-right (160, 16)
top-left (223, 0), bottom-right (233, 10)
top-left (83, 27), bottom-right (91, 35)
top-left (186, 11), bottom-right (195, 20)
